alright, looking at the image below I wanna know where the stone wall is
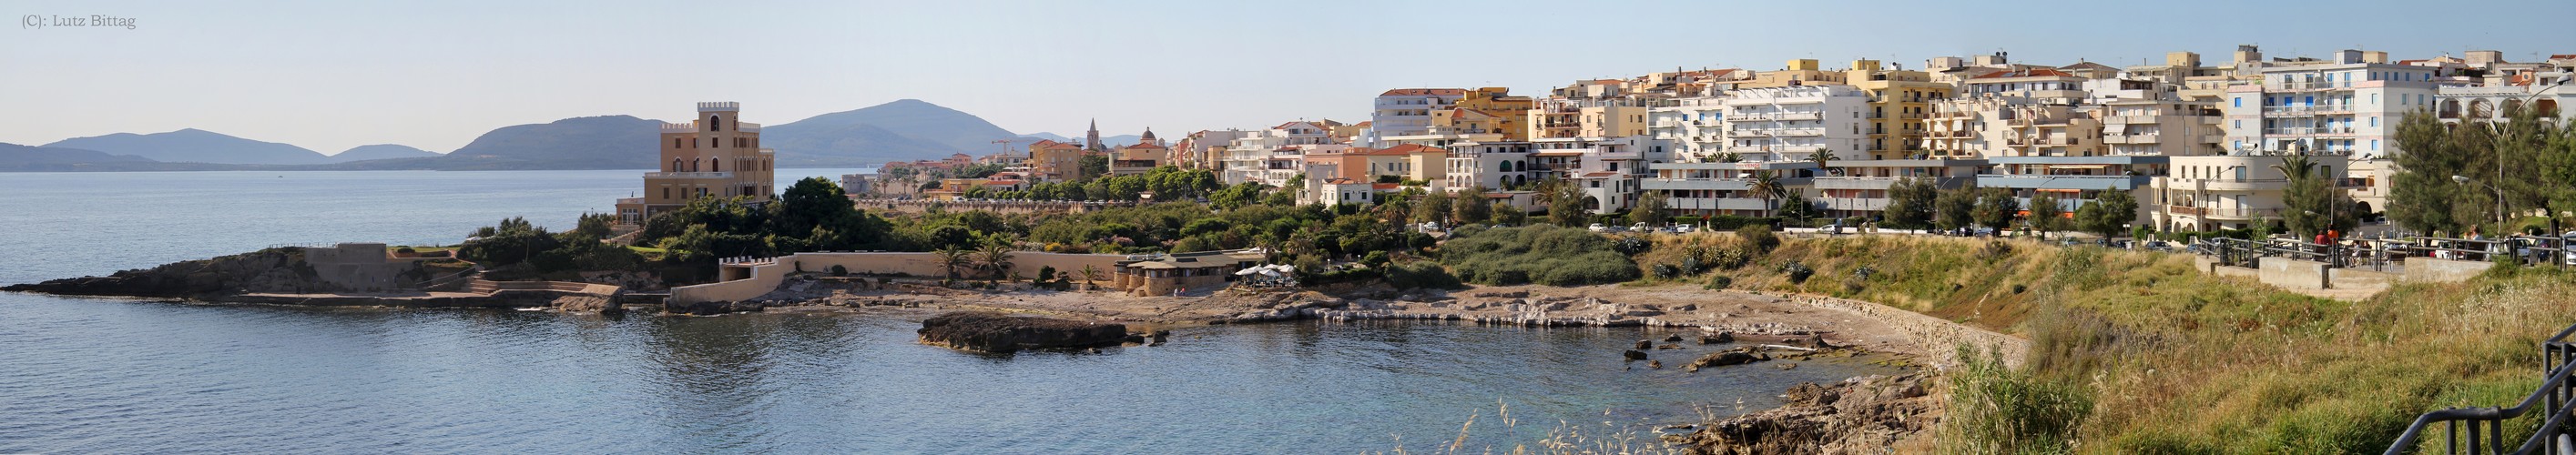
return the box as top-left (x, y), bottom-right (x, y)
top-left (304, 243), bottom-right (425, 292)
top-left (2256, 257), bottom-right (2331, 289)
top-left (668, 252), bottom-right (1130, 305)
top-left (2402, 258), bottom-right (2493, 284)
top-left (1786, 295), bottom-right (2028, 370)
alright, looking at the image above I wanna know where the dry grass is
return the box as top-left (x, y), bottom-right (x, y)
top-left (1668, 233), bottom-right (2576, 453)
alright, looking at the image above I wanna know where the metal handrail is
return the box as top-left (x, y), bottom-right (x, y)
top-left (2383, 323), bottom-right (2576, 454)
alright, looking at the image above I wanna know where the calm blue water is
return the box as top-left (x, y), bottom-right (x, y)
top-left (0, 170), bottom-right (1894, 453)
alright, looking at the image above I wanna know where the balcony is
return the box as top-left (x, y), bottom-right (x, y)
top-left (646, 172), bottom-right (735, 178)
top-left (2265, 80), bottom-right (2357, 91)
top-left (2164, 205), bottom-right (2282, 220)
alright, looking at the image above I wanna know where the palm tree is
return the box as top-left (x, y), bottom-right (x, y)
top-left (1717, 151), bottom-right (1745, 163)
top-left (1078, 264), bottom-right (1105, 291)
top-left (2271, 153), bottom-right (2318, 182)
top-left (1748, 170), bottom-right (1787, 217)
top-left (1807, 148), bottom-right (1838, 177)
top-left (975, 243), bottom-right (1015, 281)
top-left (934, 248), bottom-right (972, 280)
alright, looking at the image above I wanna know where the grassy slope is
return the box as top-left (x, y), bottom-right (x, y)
top-left (1647, 233), bottom-right (2571, 453)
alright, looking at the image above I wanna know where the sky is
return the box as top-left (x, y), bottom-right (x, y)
top-left (4, 0), bottom-right (2571, 155)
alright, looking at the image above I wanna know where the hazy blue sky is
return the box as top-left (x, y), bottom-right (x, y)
top-left (5, 0), bottom-right (2571, 154)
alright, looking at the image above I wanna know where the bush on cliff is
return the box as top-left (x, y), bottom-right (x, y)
top-left (1438, 225), bottom-right (1637, 286)
top-left (1380, 260), bottom-right (1462, 289)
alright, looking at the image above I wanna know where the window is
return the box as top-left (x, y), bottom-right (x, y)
top-left (708, 116), bottom-right (720, 132)
top-left (2369, 117), bottom-right (2378, 127)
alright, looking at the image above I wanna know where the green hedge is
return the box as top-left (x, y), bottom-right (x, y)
top-left (1438, 225), bottom-right (1639, 286)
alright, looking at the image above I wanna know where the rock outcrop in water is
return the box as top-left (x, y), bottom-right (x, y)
top-left (917, 311), bottom-right (1129, 353)
top-left (3, 248), bottom-right (328, 297)
top-left (1662, 374), bottom-right (1936, 454)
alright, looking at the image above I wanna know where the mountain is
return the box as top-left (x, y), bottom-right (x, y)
top-left (764, 99), bottom-right (1025, 166)
top-left (44, 128), bottom-right (331, 165)
top-left (426, 116), bottom-right (662, 169)
top-left (1020, 132), bottom-right (1072, 142)
top-left (763, 122), bottom-right (965, 167)
top-left (0, 142), bottom-right (159, 170)
top-left (329, 144), bottom-right (441, 162)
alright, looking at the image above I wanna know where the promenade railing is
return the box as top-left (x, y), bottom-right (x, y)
top-left (2383, 322), bottom-right (2576, 454)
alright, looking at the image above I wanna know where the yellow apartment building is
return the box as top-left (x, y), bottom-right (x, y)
top-left (1843, 59), bottom-right (1954, 159)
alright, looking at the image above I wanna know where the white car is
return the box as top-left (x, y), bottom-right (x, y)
top-left (1587, 223), bottom-right (1607, 232)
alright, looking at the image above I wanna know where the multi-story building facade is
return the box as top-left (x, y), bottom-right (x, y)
top-left (2153, 153), bottom-right (2348, 231)
top-left (1722, 85), bottom-right (1870, 162)
top-left (2222, 50), bottom-right (2440, 211)
top-left (1372, 88), bottom-right (1468, 137)
top-left (1844, 60), bottom-right (1952, 160)
top-left (615, 102), bottom-right (778, 226)
top-left (1647, 96), bottom-right (1728, 161)
top-left (1024, 140), bottom-right (1088, 181)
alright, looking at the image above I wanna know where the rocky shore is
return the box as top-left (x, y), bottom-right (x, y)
top-left (4, 248), bottom-right (333, 298)
top-left (916, 311), bottom-right (1136, 353)
top-left (1661, 374), bottom-right (1940, 454)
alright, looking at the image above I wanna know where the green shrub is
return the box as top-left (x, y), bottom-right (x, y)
top-left (1652, 263), bottom-right (1682, 278)
top-left (830, 265), bottom-right (849, 277)
top-left (1782, 260), bottom-right (1814, 284)
top-left (1737, 224), bottom-right (1780, 255)
top-left (1705, 275), bottom-right (1733, 290)
top-left (1438, 225), bottom-right (1638, 286)
top-left (1381, 261), bottom-right (1463, 289)
top-left (1940, 345), bottom-right (2093, 454)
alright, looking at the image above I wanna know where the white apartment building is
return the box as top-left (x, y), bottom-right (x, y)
top-left (1372, 88), bottom-right (1467, 137)
top-left (1722, 85), bottom-right (1870, 162)
top-left (2153, 153), bottom-right (2349, 231)
top-left (1648, 96), bottom-right (1730, 162)
top-left (2221, 50), bottom-right (2440, 211)
top-left (1443, 141), bottom-right (1539, 191)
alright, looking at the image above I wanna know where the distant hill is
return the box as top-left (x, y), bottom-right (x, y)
top-left (0, 142), bottom-right (162, 171)
top-left (16, 99), bottom-right (1069, 171)
top-left (426, 116), bottom-right (662, 169)
top-left (44, 128), bottom-right (331, 165)
top-left (764, 99), bottom-right (1028, 166)
top-left (1019, 133), bottom-right (1143, 148)
top-left (329, 144), bottom-right (441, 162)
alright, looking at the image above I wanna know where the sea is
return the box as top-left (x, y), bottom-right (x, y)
top-left (0, 169), bottom-right (1898, 453)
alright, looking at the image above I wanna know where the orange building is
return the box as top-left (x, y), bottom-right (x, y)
top-left (616, 102), bottom-right (778, 226)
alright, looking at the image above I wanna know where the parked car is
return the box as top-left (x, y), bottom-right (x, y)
top-left (1587, 223), bottom-right (1608, 232)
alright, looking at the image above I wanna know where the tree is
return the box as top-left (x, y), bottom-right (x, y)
top-left (1935, 184), bottom-right (1979, 231)
top-left (2073, 200), bottom-right (2110, 239)
top-left (1076, 155), bottom-right (1108, 182)
top-left (1971, 187), bottom-right (2021, 230)
top-left (2026, 193), bottom-right (2063, 239)
top-left (1548, 184), bottom-right (1588, 227)
top-left (1631, 190), bottom-right (1670, 228)
top-left (2096, 186), bottom-right (2140, 238)
top-left (1078, 264), bottom-right (1105, 290)
top-left (2388, 111), bottom-right (2481, 236)
top-left (573, 212), bottom-right (617, 239)
top-left (1412, 190), bottom-right (1453, 227)
top-left (934, 248), bottom-right (972, 280)
top-left (1718, 151), bottom-right (1745, 163)
top-left (974, 243), bottom-right (1015, 281)
top-left (1807, 148), bottom-right (1838, 177)
top-left (1883, 177), bottom-right (1940, 230)
top-left (2276, 155), bottom-right (2357, 239)
top-left (1492, 201), bottom-right (1527, 226)
top-left (1748, 170), bottom-right (1787, 218)
top-left (1452, 186), bottom-right (1492, 225)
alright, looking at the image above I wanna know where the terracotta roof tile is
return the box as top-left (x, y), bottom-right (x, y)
top-left (1380, 88), bottom-right (1468, 96)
